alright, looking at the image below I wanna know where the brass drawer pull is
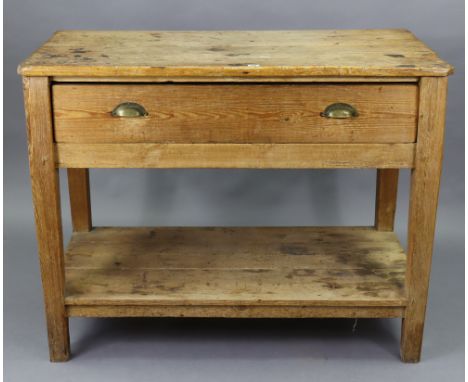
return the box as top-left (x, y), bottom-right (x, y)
top-left (111, 102), bottom-right (148, 117)
top-left (321, 103), bottom-right (358, 119)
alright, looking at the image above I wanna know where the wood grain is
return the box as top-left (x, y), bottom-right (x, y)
top-left (18, 30), bottom-right (452, 77)
top-left (67, 305), bottom-right (405, 318)
top-left (53, 84), bottom-right (418, 144)
top-left (67, 169), bottom-right (92, 232)
top-left (55, 143), bottom-right (416, 169)
top-left (375, 169), bottom-right (399, 231)
top-left (64, 227), bottom-right (407, 308)
top-left (23, 77), bottom-right (70, 362)
top-left (400, 77), bottom-right (448, 362)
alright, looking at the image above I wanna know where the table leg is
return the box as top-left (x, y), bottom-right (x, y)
top-left (23, 77), bottom-right (70, 361)
top-left (67, 168), bottom-right (92, 232)
top-left (400, 77), bottom-right (448, 362)
top-left (375, 169), bottom-right (399, 231)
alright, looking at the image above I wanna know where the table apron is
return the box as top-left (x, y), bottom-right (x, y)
top-left (55, 143), bottom-right (416, 169)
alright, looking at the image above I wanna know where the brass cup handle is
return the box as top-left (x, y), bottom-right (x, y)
top-left (111, 102), bottom-right (148, 117)
top-left (320, 103), bottom-right (358, 119)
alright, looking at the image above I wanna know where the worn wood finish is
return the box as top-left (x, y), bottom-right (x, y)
top-left (55, 143), bottom-right (416, 169)
top-left (400, 77), bottom-right (448, 362)
top-left (53, 84), bottom-right (418, 144)
top-left (18, 30), bottom-right (452, 77)
top-left (375, 169), bottom-right (399, 231)
top-left (64, 227), bottom-right (406, 307)
top-left (23, 77), bottom-right (70, 362)
top-left (67, 305), bottom-right (405, 318)
top-left (67, 169), bottom-right (92, 232)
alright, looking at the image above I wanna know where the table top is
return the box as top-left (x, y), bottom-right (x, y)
top-left (18, 30), bottom-right (452, 78)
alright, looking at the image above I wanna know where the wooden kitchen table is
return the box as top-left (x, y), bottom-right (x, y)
top-left (18, 30), bottom-right (453, 362)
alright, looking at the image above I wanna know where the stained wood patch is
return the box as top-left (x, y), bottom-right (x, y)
top-left (64, 227), bottom-right (407, 308)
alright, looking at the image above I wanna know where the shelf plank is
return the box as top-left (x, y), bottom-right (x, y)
top-left (67, 305), bottom-right (405, 318)
top-left (65, 227), bottom-right (406, 311)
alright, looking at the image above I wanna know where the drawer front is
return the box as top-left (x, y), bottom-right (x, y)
top-left (52, 84), bottom-right (417, 143)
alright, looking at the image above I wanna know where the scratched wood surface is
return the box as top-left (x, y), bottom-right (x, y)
top-left (64, 227), bottom-right (407, 307)
top-left (53, 83), bottom-right (418, 143)
top-left (18, 30), bottom-right (452, 77)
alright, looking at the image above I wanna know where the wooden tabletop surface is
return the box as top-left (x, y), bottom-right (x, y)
top-left (18, 30), bottom-right (452, 77)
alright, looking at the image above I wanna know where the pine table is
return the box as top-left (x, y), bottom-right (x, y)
top-left (19, 30), bottom-right (453, 362)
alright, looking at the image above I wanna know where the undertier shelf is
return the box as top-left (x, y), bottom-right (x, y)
top-left (64, 227), bottom-right (407, 318)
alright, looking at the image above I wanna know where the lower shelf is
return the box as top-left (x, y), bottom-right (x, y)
top-left (64, 227), bottom-right (407, 318)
